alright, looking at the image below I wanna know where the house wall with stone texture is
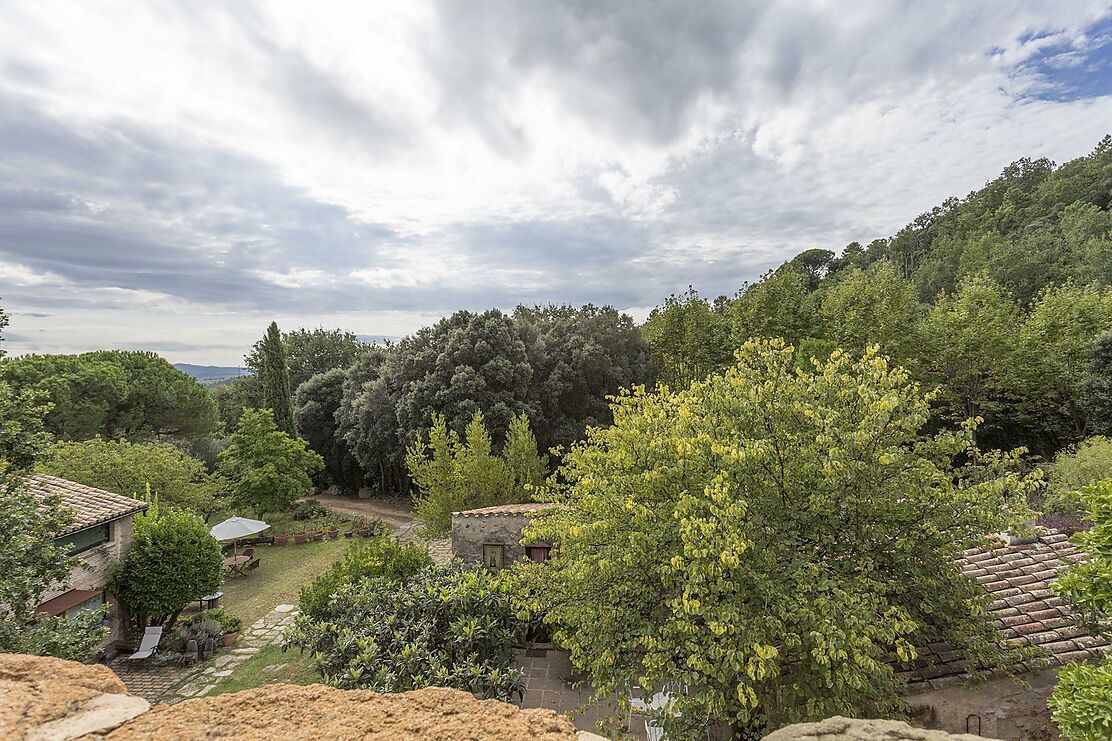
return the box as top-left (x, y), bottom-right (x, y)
top-left (451, 512), bottom-right (546, 567)
top-left (903, 666), bottom-right (1063, 740)
top-left (40, 516), bottom-right (136, 654)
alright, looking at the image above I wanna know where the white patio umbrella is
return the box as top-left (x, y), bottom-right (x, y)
top-left (209, 516), bottom-right (270, 555)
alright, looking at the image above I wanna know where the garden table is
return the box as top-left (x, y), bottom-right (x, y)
top-left (224, 555), bottom-right (250, 576)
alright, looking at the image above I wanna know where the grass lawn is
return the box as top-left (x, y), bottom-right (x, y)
top-left (209, 645), bottom-right (320, 695)
top-left (216, 537), bottom-right (351, 626)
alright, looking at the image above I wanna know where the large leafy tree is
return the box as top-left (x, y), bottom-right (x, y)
top-left (0, 305), bottom-right (107, 661)
top-left (39, 438), bottom-right (225, 518)
top-left (1080, 331), bottom-right (1112, 437)
top-left (641, 289), bottom-right (732, 390)
top-left (258, 322), bottom-right (296, 436)
top-left (1010, 282), bottom-right (1112, 451)
top-left (335, 348), bottom-right (403, 495)
top-left (728, 268), bottom-right (820, 347)
top-left (818, 262), bottom-right (922, 364)
top-left (294, 368), bottom-right (364, 494)
top-left (516, 304), bottom-right (657, 452)
top-left (246, 326), bottom-right (368, 391)
top-left (1, 350), bottom-right (216, 441)
top-left (915, 273), bottom-right (1022, 448)
top-left (114, 498), bottom-right (223, 633)
top-left (518, 339), bottom-right (1036, 737)
top-left (1048, 480), bottom-right (1112, 740)
top-left (211, 375), bottom-right (262, 433)
top-left (219, 408), bottom-right (323, 514)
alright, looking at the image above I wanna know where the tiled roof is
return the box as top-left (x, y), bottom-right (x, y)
top-left (901, 529), bottom-right (1108, 693)
top-left (26, 474), bottom-right (147, 536)
top-left (452, 502), bottom-right (558, 517)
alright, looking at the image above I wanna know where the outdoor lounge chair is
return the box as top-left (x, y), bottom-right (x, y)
top-left (242, 547), bottom-right (255, 558)
top-left (244, 557), bottom-right (260, 574)
top-left (127, 626), bottom-right (163, 666)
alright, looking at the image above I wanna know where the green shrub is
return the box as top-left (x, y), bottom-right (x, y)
top-left (291, 499), bottom-right (327, 520)
top-left (297, 536), bottom-right (432, 621)
top-left (287, 560), bottom-right (526, 701)
top-left (1045, 437), bottom-right (1112, 514)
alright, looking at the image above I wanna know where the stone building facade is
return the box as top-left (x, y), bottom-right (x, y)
top-left (29, 474), bottom-right (148, 656)
top-left (450, 503), bottom-right (555, 569)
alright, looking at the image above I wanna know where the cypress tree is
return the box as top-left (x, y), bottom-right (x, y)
top-left (260, 321), bottom-right (295, 436)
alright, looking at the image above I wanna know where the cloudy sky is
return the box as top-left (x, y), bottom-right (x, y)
top-left (1, 1), bottom-right (1111, 365)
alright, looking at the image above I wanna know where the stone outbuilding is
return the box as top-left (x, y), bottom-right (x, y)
top-left (450, 503), bottom-right (556, 569)
top-left (900, 529), bottom-right (1107, 739)
top-left (28, 473), bottom-right (148, 657)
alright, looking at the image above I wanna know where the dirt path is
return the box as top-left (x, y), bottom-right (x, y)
top-left (312, 493), bottom-right (415, 529)
top-left (314, 494), bottom-right (451, 564)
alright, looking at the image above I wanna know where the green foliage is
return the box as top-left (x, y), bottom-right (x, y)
top-left (916, 274), bottom-right (1021, 446)
top-left (729, 268), bottom-right (819, 347)
top-left (407, 411), bottom-right (545, 536)
top-left (1081, 332), bottom-right (1112, 436)
top-left (1, 350), bottom-right (216, 441)
top-left (294, 368), bottom-right (363, 493)
top-left (0, 610), bottom-right (109, 663)
top-left (642, 289), bottom-right (732, 389)
top-left (115, 498), bottom-right (224, 631)
top-left (297, 535), bottom-right (433, 621)
top-left (287, 560), bottom-right (526, 701)
top-left (818, 262), bottom-right (922, 364)
top-left (1044, 438), bottom-right (1112, 515)
top-left (39, 438), bottom-right (225, 516)
top-left (1050, 480), bottom-right (1112, 740)
top-left (218, 408), bottom-right (324, 514)
top-left (259, 322), bottom-right (295, 436)
top-left (518, 339), bottom-right (1037, 735)
top-left (515, 304), bottom-right (657, 452)
top-left (212, 375), bottom-right (261, 433)
top-left (247, 326), bottom-right (368, 391)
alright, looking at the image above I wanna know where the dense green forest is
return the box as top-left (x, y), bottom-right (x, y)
top-left (2, 136), bottom-right (1110, 499)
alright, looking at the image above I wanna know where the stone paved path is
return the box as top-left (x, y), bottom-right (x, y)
top-left (110, 604), bottom-right (299, 704)
top-left (316, 494), bottom-right (451, 564)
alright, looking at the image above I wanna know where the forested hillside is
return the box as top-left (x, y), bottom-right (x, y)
top-left (645, 136), bottom-right (1112, 459)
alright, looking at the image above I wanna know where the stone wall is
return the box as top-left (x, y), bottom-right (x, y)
top-left (903, 666), bottom-right (1062, 740)
top-left (451, 512), bottom-right (543, 567)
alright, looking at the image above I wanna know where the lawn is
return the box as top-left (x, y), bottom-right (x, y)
top-left (215, 537), bottom-right (352, 626)
top-left (209, 644), bottom-right (320, 695)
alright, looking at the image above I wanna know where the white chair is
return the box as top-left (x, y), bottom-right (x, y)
top-left (630, 690), bottom-right (674, 741)
top-left (126, 626), bottom-right (163, 666)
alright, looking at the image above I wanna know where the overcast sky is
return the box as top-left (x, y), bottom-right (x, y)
top-left (2, 1), bottom-right (1111, 365)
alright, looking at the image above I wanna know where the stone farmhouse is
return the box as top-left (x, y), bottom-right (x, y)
top-left (450, 505), bottom-right (1108, 740)
top-left (28, 474), bottom-right (147, 657)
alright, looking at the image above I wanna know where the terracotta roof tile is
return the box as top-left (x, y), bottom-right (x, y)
top-left (452, 502), bottom-right (561, 517)
top-left (903, 529), bottom-right (1108, 694)
top-left (26, 474), bottom-right (147, 536)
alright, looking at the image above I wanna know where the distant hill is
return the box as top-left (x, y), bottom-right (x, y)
top-left (173, 363), bottom-right (251, 383)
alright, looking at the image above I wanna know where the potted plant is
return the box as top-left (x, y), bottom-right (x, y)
top-left (217, 611), bottom-right (244, 646)
top-left (358, 525), bottom-right (372, 537)
top-left (275, 533), bottom-right (289, 546)
top-left (293, 529), bottom-right (308, 545)
top-left (312, 529), bottom-right (325, 541)
top-left (344, 529), bottom-right (354, 538)
top-left (327, 527), bottom-right (340, 539)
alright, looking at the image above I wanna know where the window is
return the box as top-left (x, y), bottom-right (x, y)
top-left (63, 592), bottom-right (106, 621)
top-left (525, 545), bottom-right (551, 563)
top-left (60, 523), bottom-right (110, 555)
top-left (482, 544), bottom-right (505, 570)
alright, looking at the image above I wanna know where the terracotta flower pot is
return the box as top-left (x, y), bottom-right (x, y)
top-left (293, 533), bottom-right (308, 545)
top-left (312, 531), bottom-right (324, 541)
top-left (327, 529), bottom-right (340, 539)
top-left (358, 527), bottom-right (371, 538)
top-left (222, 632), bottom-right (238, 647)
top-left (344, 531), bottom-right (354, 538)
top-left (275, 535), bottom-right (289, 546)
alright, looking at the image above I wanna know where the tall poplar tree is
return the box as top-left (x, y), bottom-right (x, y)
top-left (260, 321), bottom-right (295, 436)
